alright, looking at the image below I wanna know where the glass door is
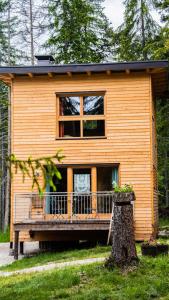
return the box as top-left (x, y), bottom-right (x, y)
top-left (73, 169), bottom-right (91, 214)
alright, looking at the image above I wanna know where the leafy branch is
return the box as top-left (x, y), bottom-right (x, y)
top-left (6, 150), bottom-right (65, 195)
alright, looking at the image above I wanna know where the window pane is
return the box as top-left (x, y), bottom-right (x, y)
top-left (59, 97), bottom-right (80, 115)
top-left (59, 121), bottom-right (80, 137)
top-left (97, 166), bottom-right (118, 213)
top-left (83, 96), bottom-right (104, 115)
top-left (83, 120), bottom-right (105, 137)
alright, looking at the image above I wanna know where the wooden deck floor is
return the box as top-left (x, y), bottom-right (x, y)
top-left (13, 220), bottom-right (111, 260)
top-left (14, 219), bottom-right (110, 231)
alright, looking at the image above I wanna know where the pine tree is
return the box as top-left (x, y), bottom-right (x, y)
top-left (115, 0), bottom-right (160, 61)
top-left (46, 0), bottom-right (114, 63)
top-left (0, 0), bottom-right (12, 231)
top-left (152, 0), bottom-right (169, 59)
top-left (156, 98), bottom-right (169, 207)
top-left (153, 0), bottom-right (169, 207)
top-left (0, 1), bottom-right (8, 64)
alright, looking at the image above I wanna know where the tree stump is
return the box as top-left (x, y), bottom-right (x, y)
top-left (106, 192), bottom-right (138, 268)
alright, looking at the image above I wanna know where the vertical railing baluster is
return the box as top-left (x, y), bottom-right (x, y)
top-left (71, 193), bottom-right (72, 223)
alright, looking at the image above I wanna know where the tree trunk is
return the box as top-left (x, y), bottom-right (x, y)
top-left (140, 0), bottom-right (147, 60)
top-left (29, 0), bottom-right (34, 65)
top-left (7, 0), bottom-right (11, 66)
top-left (111, 203), bottom-right (138, 266)
top-left (105, 192), bottom-right (138, 268)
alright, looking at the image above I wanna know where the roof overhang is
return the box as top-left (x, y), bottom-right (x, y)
top-left (0, 60), bottom-right (168, 96)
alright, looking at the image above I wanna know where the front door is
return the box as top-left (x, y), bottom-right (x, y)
top-left (73, 169), bottom-right (92, 214)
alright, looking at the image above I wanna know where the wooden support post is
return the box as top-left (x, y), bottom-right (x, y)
top-left (86, 71), bottom-right (91, 76)
top-left (67, 72), bottom-right (72, 77)
top-left (67, 168), bottom-right (73, 220)
top-left (126, 69), bottom-right (130, 75)
top-left (14, 230), bottom-right (19, 260)
top-left (20, 241), bottom-right (24, 255)
top-left (92, 167), bottom-right (97, 216)
top-left (106, 70), bottom-right (111, 75)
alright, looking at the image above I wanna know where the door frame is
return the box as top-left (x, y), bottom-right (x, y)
top-left (67, 166), bottom-right (97, 218)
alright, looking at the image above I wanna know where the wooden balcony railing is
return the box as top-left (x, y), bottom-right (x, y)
top-left (14, 192), bottom-right (113, 223)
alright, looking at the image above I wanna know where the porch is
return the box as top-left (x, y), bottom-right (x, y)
top-left (14, 192), bottom-right (113, 223)
top-left (13, 192), bottom-right (113, 259)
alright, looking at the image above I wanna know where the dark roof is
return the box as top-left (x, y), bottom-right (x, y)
top-left (0, 60), bottom-right (168, 75)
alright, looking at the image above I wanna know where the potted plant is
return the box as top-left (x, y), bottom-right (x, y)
top-left (141, 236), bottom-right (168, 257)
top-left (113, 184), bottom-right (135, 203)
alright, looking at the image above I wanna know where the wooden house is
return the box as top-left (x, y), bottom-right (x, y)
top-left (0, 56), bottom-right (168, 257)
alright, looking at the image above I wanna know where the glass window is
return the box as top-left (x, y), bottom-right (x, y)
top-left (97, 166), bottom-right (118, 213)
top-left (83, 96), bottom-right (104, 115)
top-left (57, 94), bottom-right (106, 138)
top-left (46, 168), bottom-right (68, 214)
top-left (59, 121), bottom-right (80, 137)
top-left (83, 120), bottom-right (105, 137)
top-left (59, 96), bottom-right (80, 115)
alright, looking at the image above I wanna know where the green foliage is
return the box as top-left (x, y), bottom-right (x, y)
top-left (0, 226), bottom-right (10, 242)
top-left (114, 184), bottom-right (133, 193)
top-left (156, 97), bottom-right (169, 206)
top-left (152, 0), bottom-right (169, 59)
top-left (0, 0), bottom-right (8, 64)
top-left (114, 0), bottom-right (160, 60)
top-left (0, 0), bottom-right (20, 65)
top-left (6, 150), bottom-right (65, 195)
top-left (46, 0), bottom-right (114, 63)
top-left (159, 217), bottom-right (169, 229)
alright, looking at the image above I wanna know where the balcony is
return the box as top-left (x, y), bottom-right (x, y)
top-left (14, 192), bottom-right (113, 223)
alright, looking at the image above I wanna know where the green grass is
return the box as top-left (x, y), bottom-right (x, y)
top-left (0, 255), bottom-right (169, 300)
top-left (0, 244), bottom-right (142, 272)
top-left (159, 217), bottom-right (169, 230)
top-left (0, 245), bottom-right (111, 272)
top-left (0, 228), bottom-right (10, 243)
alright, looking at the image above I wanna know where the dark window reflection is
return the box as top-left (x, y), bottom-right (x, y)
top-left (83, 120), bottom-right (105, 137)
top-left (83, 96), bottom-right (104, 115)
top-left (60, 97), bottom-right (80, 115)
top-left (59, 121), bottom-right (80, 137)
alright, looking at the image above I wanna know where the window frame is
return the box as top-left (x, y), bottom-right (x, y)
top-left (56, 92), bottom-right (106, 139)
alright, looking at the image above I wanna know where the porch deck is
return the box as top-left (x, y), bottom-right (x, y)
top-left (13, 191), bottom-right (113, 259)
top-left (13, 192), bottom-right (113, 258)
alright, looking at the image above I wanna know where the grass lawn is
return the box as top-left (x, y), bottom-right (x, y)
top-left (0, 244), bottom-right (143, 272)
top-left (159, 217), bottom-right (169, 229)
top-left (0, 255), bottom-right (169, 300)
top-left (0, 228), bottom-right (10, 243)
top-left (0, 245), bottom-right (111, 272)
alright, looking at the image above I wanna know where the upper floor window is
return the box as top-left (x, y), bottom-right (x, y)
top-left (57, 93), bottom-right (105, 138)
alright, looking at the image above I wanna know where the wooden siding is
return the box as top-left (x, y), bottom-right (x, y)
top-left (152, 79), bottom-right (159, 233)
top-left (11, 72), bottom-right (156, 241)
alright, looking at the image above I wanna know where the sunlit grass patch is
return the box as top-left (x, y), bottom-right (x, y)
top-left (0, 255), bottom-right (169, 300)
